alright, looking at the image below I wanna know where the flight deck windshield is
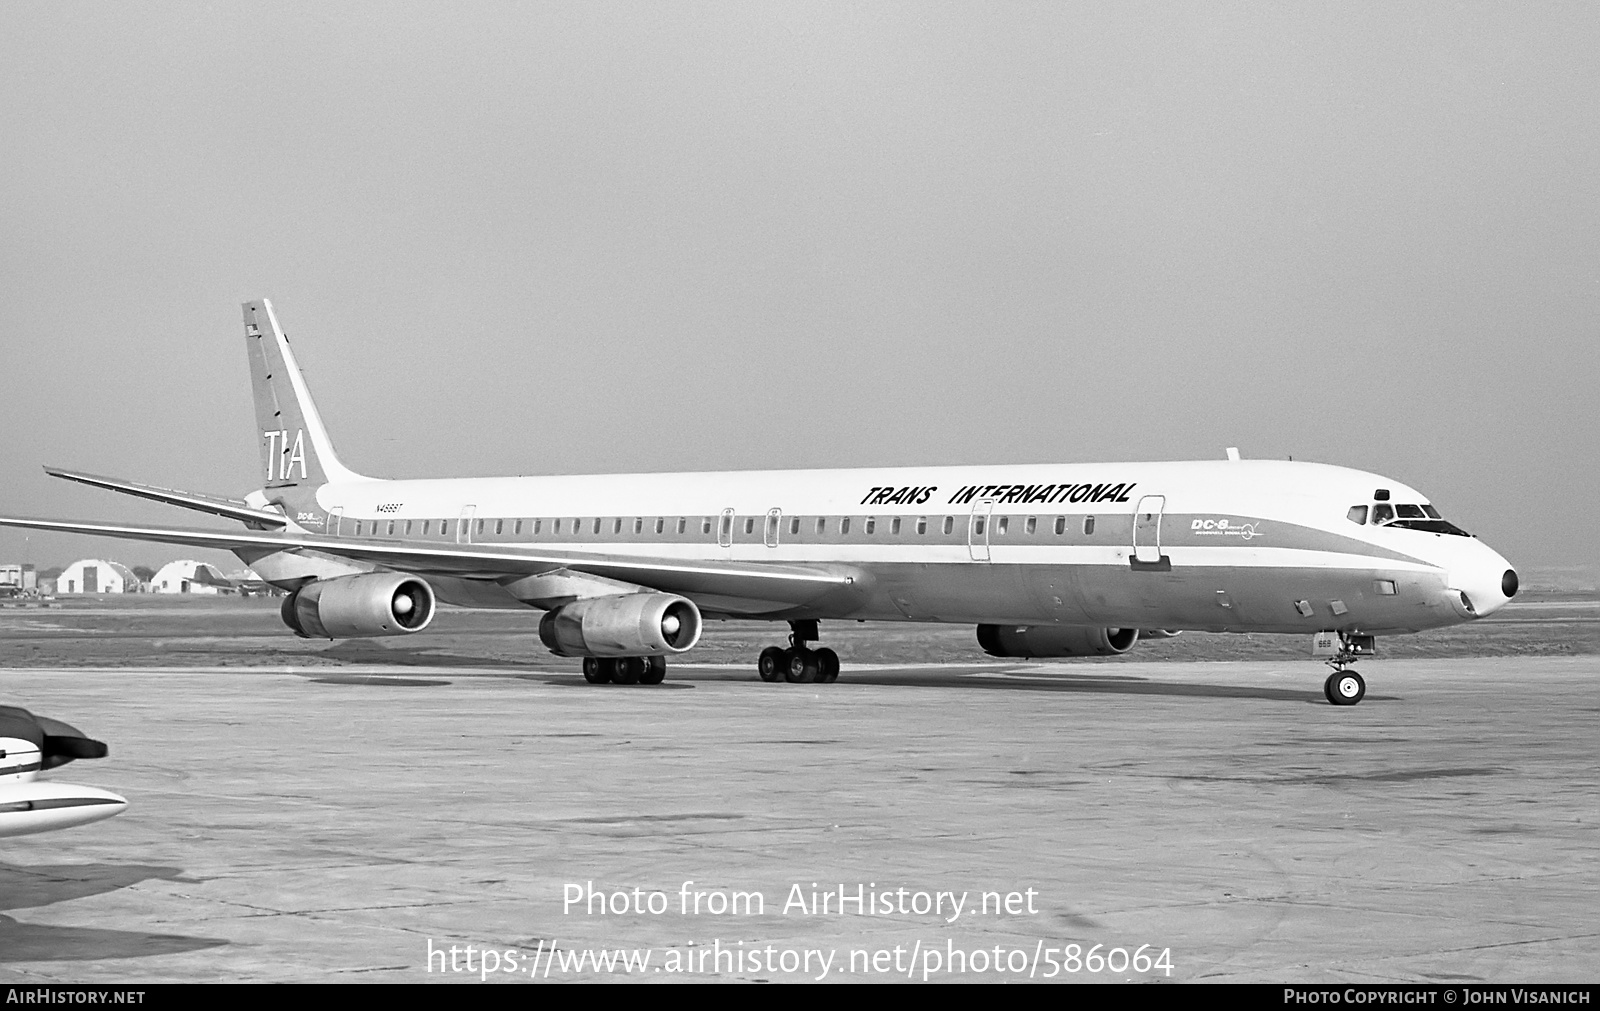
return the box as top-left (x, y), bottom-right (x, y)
top-left (1347, 502), bottom-right (1470, 536)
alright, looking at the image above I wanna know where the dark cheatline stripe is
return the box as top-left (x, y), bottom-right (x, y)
top-left (1, 762), bottom-right (42, 776)
top-left (0, 795), bottom-right (124, 813)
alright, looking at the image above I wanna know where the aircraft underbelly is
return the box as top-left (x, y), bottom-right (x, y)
top-left (833, 560), bottom-right (1453, 633)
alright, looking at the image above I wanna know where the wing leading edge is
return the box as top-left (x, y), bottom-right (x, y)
top-left (0, 514), bottom-right (859, 607)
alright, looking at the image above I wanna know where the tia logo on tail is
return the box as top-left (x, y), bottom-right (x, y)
top-left (263, 429), bottom-right (308, 482)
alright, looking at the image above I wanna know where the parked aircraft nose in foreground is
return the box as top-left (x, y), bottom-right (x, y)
top-left (0, 706), bottom-right (126, 838)
top-left (0, 298), bottom-right (1518, 706)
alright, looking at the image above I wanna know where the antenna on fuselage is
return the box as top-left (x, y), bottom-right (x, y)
top-left (1226, 447), bottom-right (1241, 461)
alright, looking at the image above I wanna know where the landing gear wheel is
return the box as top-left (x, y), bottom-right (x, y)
top-left (614, 657), bottom-right (644, 685)
top-left (758, 647), bottom-right (785, 682)
top-left (583, 657), bottom-right (614, 684)
top-left (785, 648), bottom-right (819, 684)
top-left (1325, 670), bottom-right (1365, 706)
top-left (816, 647), bottom-right (840, 684)
top-left (640, 656), bottom-right (666, 685)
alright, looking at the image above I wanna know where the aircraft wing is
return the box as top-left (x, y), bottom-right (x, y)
top-left (0, 515), bottom-right (859, 606)
top-left (44, 467), bottom-right (289, 528)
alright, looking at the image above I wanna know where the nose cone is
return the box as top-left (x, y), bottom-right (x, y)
top-left (1448, 549), bottom-right (1518, 619)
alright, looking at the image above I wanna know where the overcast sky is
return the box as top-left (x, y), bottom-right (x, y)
top-left (1, 3), bottom-right (1595, 575)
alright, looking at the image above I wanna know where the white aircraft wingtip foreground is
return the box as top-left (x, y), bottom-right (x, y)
top-left (0, 298), bottom-right (1518, 705)
top-left (0, 706), bottom-right (126, 838)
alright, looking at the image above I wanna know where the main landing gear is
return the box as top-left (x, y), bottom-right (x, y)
top-left (582, 656), bottom-right (667, 686)
top-left (757, 620), bottom-right (840, 685)
top-left (1321, 632), bottom-right (1375, 706)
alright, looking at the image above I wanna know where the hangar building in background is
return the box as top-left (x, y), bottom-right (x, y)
top-left (57, 560), bottom-right (137, 594)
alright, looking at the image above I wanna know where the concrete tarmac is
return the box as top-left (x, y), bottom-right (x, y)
top-left (0, 656), bottom-right (1595, 983)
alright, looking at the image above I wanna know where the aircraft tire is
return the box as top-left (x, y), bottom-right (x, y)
top-left (758, 647), bottom-right (785, 682)
top-left (816, 647), bottom-right (840, 684)
top-left (785, 648), bottom-right (819, 684)
top-left (614, 657), bottom-right (644, 685)
top-left (583, 657), bottom-right (614, 684)
top-left (1325, 671), bottom-right (1365, 706)
top-left (640, 656), bottom-right (666, 685)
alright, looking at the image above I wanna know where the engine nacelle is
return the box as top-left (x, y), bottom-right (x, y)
top-left (976, 624), bottom-right (1139, 658)
top-left (538, 593), bottom-right (702, 657)
top-left (281, 572), bottom-right (436, 639)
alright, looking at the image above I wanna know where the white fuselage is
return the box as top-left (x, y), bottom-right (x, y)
top-left (242, 458), bottom-right (1514, 636)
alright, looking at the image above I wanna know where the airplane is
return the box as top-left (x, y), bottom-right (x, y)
top-left (0, 706), bottom-right (126, 838)
top-left (0, 300), bottom-right (1518, 705)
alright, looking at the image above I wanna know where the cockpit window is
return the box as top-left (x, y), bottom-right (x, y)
top-left (1375, 501), bottom-right (1471, 536)
top-left (1346, 505), bottom-right (1368, 525)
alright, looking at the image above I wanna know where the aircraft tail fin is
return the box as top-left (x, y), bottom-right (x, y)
top-left (242, 300), bottom-right (364, 494)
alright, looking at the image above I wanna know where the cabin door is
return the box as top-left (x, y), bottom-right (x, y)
top-left (458, 505), bottom-right (476, 544)
top-left (968, 499), bottom-right (995, 561)
top-left (1133, 494), bottom-right (1166, 564)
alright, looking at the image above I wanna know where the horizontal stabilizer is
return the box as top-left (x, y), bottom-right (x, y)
top-left (44, 467), bottom-right (287, 528)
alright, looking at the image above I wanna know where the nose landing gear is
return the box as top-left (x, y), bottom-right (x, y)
top-left (757, 620), bottom-right (840, 684)
top-left (1324, 669), bottom-right (1366, 705)
top-left (1320, 632), bottom-right (1375, 706)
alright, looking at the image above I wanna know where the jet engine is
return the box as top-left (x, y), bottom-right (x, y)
top-left (280, 572), bottom-right (436, 639)
top-left (976, 624), bottom-right (1139, 658)
top-left (539, 593), bottom-right (702, 657)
